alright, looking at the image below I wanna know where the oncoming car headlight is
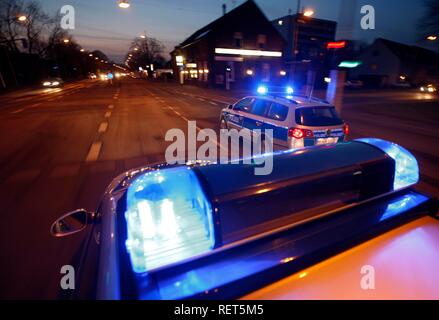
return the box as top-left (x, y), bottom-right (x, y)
top-left (124, 166), bottom-right (215, 273)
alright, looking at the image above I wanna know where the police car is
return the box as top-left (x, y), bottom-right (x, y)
top-left (50, 138), bottom-right (438, 300)
top-left (219, 86), bottom-right (349, 149)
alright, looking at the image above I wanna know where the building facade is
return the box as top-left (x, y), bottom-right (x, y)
top-left (271, 13), bottom-right (337, 88)
top-left (350, 38), bottom-right (439, 87)
top-left (171, 0), bottom-right (286, 89)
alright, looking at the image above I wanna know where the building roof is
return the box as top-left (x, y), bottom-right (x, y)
top-left (173, 0), bottom-right (284, 51)
top-left (377, 38), bottom-right (438, 64)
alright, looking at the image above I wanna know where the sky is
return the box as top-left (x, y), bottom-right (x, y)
top-left (40, 0), bottom-right (429, 63)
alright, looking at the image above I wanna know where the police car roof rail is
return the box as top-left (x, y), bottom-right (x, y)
top-left (293, 94), bottom-right (330, 104)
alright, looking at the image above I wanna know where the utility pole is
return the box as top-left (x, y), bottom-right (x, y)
top-left (289, 0), bottom-right (302, 84)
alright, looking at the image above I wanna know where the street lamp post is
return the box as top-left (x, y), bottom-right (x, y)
top-left (289, 2), bottom-right (314, 84)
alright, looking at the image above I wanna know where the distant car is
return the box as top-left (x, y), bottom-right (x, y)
top-left (420, 84), bottom-right (437, 93)
top-left (42, 77), bottom-right (64, 88)
top-left (219, 89), bottom-right (349, 149)
top-left (345, 80), bottom-right (363, 89)
top-left (89, 73), bottom-right (97, 79)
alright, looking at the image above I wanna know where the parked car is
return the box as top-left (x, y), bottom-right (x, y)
top-left (345, 80), bottom-right (363, 89)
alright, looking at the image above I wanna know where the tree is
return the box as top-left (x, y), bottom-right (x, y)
top-left (418, 0), bottom-right (439, 45)
top-left (127, 36), bottom-right (165, 71)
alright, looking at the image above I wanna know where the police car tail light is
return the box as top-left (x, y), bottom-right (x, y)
top-left (357, 138), bottom-right (419, 190)
top-left (289, 127), bottom-right (314, 139)
top-left (343, 124), bottom-right (350, 136)
top-left (124, 167), bottom-right (215, 273)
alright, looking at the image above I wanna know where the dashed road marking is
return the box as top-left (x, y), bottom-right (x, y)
top-left (10, 102), bottom-right (42, 114)
top-left (85, 142), bottom-right (103, 162)
top-left (209, 101), bottom-right (218, 106)
top-left (108, 104), bottom-right (114, 109)
top-left (104, 111), bottom-right (112, 118)
top-left (98, 122), bottom-right (108, 133)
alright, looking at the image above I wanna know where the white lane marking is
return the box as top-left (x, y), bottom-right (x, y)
top-left (85, 142), bottom-right (102, 162)
top-left (197, 97), bottom-right (205, 101)
top-left (209, 101), bottom-right (218, 106)
top-left (10, 102), bottom-right (42, 114)
top-left (108, 104), bottom-right (114, 109)
top-left (104, 111), bottom-right (112, 118)
top-left (98, 122), bottom-right (108, 133)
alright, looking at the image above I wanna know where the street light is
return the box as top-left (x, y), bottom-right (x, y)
top-left (303, 9), bottom-right (314, 17)
top-left (140, 35), bottom-right (146, 39)
top-left (427, 35), bottom-right (437, 41)
top-left (17, 15), bottom-right (27, 22)
top-left (80, 48), bottom-right (85, 52)
top-left (63, 39), bottom-right (70, 44)
top-left (133, 47), bottom-right (138, 51)
top-left (118, 0), bottom-right (130, 9)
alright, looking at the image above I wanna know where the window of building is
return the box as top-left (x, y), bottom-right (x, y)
top-left (261, 63), bottom-right (270, 82)
top-left (234, 32), bottom-right (243, 48)
top-left (257, 34), bottom-right (267, 49)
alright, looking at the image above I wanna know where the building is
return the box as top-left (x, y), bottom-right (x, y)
top-left (170, 0), bottom-right (286, 89)
top-left (350, 38), bottom-right (439, 87)
top-left (271, 13), bottom-right (337, 88)
top-left (272, 14), bottom-right (337, 63)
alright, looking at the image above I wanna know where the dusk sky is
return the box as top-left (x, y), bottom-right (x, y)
top-left (41, 0), bottom-right (428, 62)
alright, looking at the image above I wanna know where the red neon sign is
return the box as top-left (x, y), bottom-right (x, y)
top-left (327, 41), bottom-right (346, 49)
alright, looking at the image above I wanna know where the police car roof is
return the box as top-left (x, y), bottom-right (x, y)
top-left (248, 94), bottom-right (331, 108)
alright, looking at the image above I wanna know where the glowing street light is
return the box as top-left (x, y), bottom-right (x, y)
top-left (427, 35), bottom-right (437, 41)
top-left (80, 48), bottom-right (85, 52)
top-left (118, 0), bottom-right (130, 9)
top-left (133, 47), bottom-right (139, 51)
top-left (17, 15), bottom-right (27, 22)
top-left (63, 39), bottom-right (70, 44)
top-left (140, 34), bottom-right (146, 39)
top-left (303, 9), bottom-right (314, 17)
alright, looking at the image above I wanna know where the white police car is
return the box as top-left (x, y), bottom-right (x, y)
top-left (220, 87), bottom-right (349, 149)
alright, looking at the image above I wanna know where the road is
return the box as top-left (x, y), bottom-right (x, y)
top-left (0, 78), bottom-right (438, 299)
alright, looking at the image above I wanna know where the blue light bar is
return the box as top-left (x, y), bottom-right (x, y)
top-left (286, 86), bottom-right (294, 94)
top-left (257, 85), bottom-right (268, 95)
top-left (357, 138), bottom-right (419, 190)
top-left (124, 167), bottom-right (215, 273)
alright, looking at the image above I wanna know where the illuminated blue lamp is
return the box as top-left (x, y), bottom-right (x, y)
top-left (286, 86), bottom-right (294, 94)
top-left (124, 167), bottom-right (215, 273)
top-left (379, 192), bottom-right (428, 222)
top-left (257, 85), bottom-right (268, 95)
top-left (357, 138), bottom-right (419, 190)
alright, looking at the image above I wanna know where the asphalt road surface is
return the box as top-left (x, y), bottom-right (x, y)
top-left (0, 78), bottom-right (438, 299)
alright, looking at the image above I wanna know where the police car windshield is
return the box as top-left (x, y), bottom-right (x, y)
top-left (295, 106), bottom-right (344, 126)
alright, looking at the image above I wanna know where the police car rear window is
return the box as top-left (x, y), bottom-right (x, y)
top-left (295, 106), bottom-right (343, 126)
